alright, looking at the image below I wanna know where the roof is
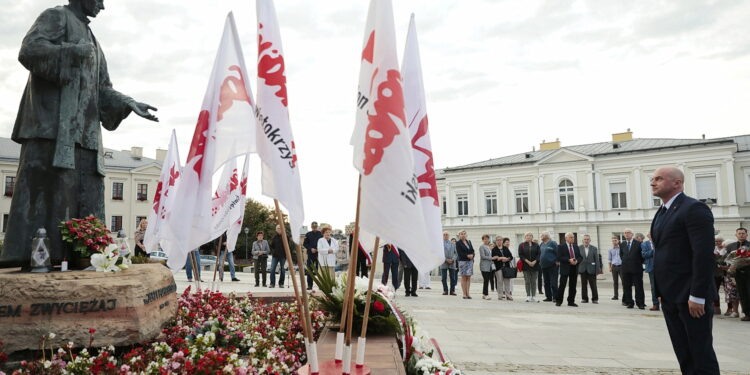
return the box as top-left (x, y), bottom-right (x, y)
top-left (0, 137), bottom-right (159, 170)
top-left (443, 135), bottom-right (750, 172)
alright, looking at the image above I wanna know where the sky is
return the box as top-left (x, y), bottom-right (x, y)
top-left (1, 0), bottom-right (749, 230)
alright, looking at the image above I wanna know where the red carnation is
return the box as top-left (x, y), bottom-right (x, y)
top-left (89, 328), bottom-right (96, 334)
top-left (372, 300), bottom-right (385, 313)
top-left (84, 238), bottom-right (94, 246)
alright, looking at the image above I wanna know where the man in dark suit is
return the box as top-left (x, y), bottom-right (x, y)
top-left (620, 228), bottom-right (645, 309)
top-left (650, 166), bottom-right (719, 374)
top-left (556, 232), bottom-right (582, 307)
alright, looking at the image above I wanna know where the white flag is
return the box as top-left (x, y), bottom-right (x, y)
top-left (255, 0), bottom-right (305, 240)
top-left (402, 15), bottom-right (444, 270)
top-left (225, 155), bottom-right (250, 252)
top-left (166, 13), bottom-right (256, 270)
top-left (209, 155), bottom-right (243, 245)
top-left (350, 0), bottom-right (441, 273)
top-left (144, 129), bottom-right (182, 253)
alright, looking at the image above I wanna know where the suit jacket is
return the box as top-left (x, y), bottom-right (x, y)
top-left (578, 245), bottom-right (601, 274)
top-left (650, 193), bottom-right (717, 304)
top-left (456, 240), bottom-right (475, 261)
top-left (382, 244), bottom-right (400, 264)
top-left (620, 239), bottom-right (644, 274)
top-left (557, 243), bottom-right (583, 276)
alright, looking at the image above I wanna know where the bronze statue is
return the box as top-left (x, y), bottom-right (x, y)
top-left (0, 0), bottom-right (158, 268)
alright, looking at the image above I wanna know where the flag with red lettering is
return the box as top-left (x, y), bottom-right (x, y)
top-left (166, 13), bottom-right (256, 270)
top-left (350, 0), bottom-right (441, 273)
top-left (255, 0), bottom-right (305, 240)
top-left (402, 15), bottom-right (444, 269)
top-left (209, 154), bottom-right (246, 247)
top-left (225, 155), bottom-right (249, 252)
top-left (144, 129), bottom-right (182, 254)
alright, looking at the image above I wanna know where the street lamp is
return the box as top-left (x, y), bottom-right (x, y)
top-left (243, 227), bottom-right (250, 260)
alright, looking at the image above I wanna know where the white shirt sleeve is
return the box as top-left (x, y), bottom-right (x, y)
top-left (688, 295), bottom-right (705, 305)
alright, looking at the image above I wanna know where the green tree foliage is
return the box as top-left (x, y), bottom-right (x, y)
top-left (234, 198), bottom-right (296, 260)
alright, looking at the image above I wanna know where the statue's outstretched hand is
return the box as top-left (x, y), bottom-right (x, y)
top-left (130, 101), bottom-right (159, 122)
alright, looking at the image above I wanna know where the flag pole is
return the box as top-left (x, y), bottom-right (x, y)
top-left (294, 237), bottom-right (318, 374)
top-left (211, 236), bottom-right (224, 290)
top-left (215, 239), bottom-right (229, 292)
top-left (341, 176), bottom-right (362, 375)
top-left (355, 236), bottom-right (380, 368)
top-left (273, 199), bottom-right (302, 307)
top-left (189, 250), bottom-right (202, 291)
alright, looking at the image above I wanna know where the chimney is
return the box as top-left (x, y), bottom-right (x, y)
top-left (155, 148), bottom-right (167, 162)
top-left (612, 129), bottom-right (633, 142)
top-left (539, 138), bottom-right (561, 151)
top-left (131, 146), bottom-right (143, 159)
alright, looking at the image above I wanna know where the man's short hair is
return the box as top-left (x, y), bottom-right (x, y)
top-left (583, 234), bottom-right (591, 239)
top-left (737, 227), bottom-right (748, 233)
top-left (635, 233), bottom-right (645, 240)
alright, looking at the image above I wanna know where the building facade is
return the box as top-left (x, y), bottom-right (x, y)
top-left (0, 137), bottom-right (164, 249)
top-left (437, 131), bottom-right (750, 255)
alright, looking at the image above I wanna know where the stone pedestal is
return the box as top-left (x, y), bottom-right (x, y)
top-left (0, 264), bottom-right (177, 353)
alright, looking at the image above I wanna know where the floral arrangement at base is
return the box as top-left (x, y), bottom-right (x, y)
top-left (4, 287), bottom-right (326, 374)
top-left (310, 268), bottom-right (400, 335)
top-left (90, 244), bottom-right (132, 273)
top-left (59, 216), bottom-right (114, 258)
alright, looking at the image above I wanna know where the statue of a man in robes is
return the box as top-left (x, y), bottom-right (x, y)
top-left (0, 0), bottom-right (158, 269)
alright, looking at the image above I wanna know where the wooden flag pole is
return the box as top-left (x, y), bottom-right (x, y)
top-left (189, 250), bottom-right (202, 291)
top-left (211, 235), bottom-right (224, 289)
top-left (273, 199), bottom-right (302, 307)
top-left (294, 239), bottom-right (318, 373)
top-left (342, 178), bottom-right (363, 375)
top-left (216, 241), bottom-right (229, 292)
top-left (336, 176), bottom-right (361, 367)
top-left (355, 237), bottom-right (380, 368)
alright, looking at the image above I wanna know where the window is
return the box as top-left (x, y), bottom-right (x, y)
top-left (442, 196), bottom-right (447, 215)
top-left (695, 175), bottom-right (717, 203)
top-left (612, 232), bottom-right (626, 242)
top-left (137, 183), bottom-right (148, 201)
top-left (484, 192), bottom-right (498, 215)
top-left (514, 189), bottom-right (529, 213)
top-left (111, 216), bottom-right (123, 232)
top-left (558, 179), bottom-right (574, 211)
top-left (4, 176), bottom-right (14, 197)
top-left (112, 182), bottom-right (124, 200)
top-left (2, 214), bottom-right (8, 233)
top-left (610, 182), bottom-right (627, 209)
top-left (456, 194), bottom-right (469, 216)
top-left (135, 216), bottom-right (147, 229)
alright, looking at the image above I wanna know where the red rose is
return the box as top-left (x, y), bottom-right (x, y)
top-left (89, 328), bottom-right (96, 334)
top-left (77, 232), bottom-right (84, 239)
top-left (84, 239), bottom-right (94, 246)
top-left (86, 229), bottom-right (93, 235)
top-left (372, 300), bottom-right (385, 313)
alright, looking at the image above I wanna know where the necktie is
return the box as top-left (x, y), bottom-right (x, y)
top-left (568, 244), bottom-right (574, 259)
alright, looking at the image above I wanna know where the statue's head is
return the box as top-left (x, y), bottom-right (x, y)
top-left (70, 0), bottom-right (105, 18)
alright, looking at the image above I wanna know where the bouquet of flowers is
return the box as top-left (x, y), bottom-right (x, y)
top-left (59, 216), bottom-right (114, 257)
top-left (727, 245), bottom-right (750, 272)
top-left (90, 244), bottom-right (131, 272)
top-left (310, 268), bottom-right (401, 335)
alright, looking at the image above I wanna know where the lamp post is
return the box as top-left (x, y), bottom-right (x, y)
top-left (244, 227), bottom-right (250, 260)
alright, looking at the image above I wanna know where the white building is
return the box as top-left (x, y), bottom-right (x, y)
top-left (437, 131), bottom-right (750, 252)
top-left (0, 137), bottom-right (164, 248)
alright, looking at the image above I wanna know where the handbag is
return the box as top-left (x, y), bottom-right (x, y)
top-left (502, 265), bottom-right (517, 279)
top-left (516, 259), bottom-right (524, 272)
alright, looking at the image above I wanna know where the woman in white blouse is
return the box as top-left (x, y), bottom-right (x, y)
top-left (317, 227), bottom-right (338, 277)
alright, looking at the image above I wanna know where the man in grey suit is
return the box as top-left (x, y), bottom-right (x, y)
top-left (579, 234), bottom-right (601, 303)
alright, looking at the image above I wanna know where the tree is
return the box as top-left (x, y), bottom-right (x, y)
top-left (237, 198), bottom-right (296, 260)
